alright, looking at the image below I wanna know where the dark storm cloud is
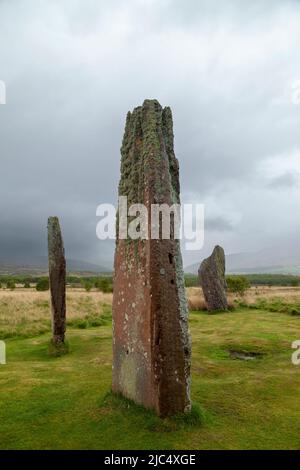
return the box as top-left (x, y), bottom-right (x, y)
top-left (0, 0), bottom-right (300, 268)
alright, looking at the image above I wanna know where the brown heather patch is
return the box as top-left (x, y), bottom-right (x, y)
top-left (186, 286), bottom-right (300, 311)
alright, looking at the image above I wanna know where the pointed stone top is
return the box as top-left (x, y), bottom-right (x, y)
top-left (47, 217), bottom-right (65, 265)
top-left (119, 99), bottom-right (177, 207)
top-left (212, 244), bottom-right (225, 262)
top-left (125, 99), bottom-right (172, 121)
top-left (48, 216), bottom-right (61, 230)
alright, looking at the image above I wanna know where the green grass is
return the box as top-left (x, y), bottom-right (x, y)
top-left (0, 308), bottom-right (300, 449)
top-left (236, 297), bottom-right (300, 316)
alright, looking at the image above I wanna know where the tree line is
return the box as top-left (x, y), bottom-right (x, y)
top-left (1, 273), bottom-right (300, 294)
top-left (0, 275), bottom-right (114, 293)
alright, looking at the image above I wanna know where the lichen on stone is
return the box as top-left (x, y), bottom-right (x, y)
top-left (113, 100), bottom-right (191, 417)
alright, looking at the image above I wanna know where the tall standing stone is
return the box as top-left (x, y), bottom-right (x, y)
top-left (48, 216), bottom-right (66, 346)
top-left (198, 245), bottom-right (228, 311)
top-left (112, 99), bottom-right (191, 417)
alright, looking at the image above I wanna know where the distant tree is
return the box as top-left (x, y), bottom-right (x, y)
top-left (290, 279), bottom-right (299, 287)
top-left (24, 281), bottom-right (31, 288)
top-left (95, 277), bottom-right (113, 293)
top-left (184, 274), bottom-right (198, 287)
top-left (6, 280), bottom-right (16, 290)
top-left (36, 278), bottom-right (49, 291)
top-left (0, 282), bottom-right (2, 289)
top-left (226, 276), bottom-right (250, 296)
top-left (82, 280), bottom-right (93, 292)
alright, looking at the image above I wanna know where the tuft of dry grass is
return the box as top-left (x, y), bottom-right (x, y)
top-left (0, 288), bottom-right (112, 338)
top-left (188, 292), bottom-right (207, 311)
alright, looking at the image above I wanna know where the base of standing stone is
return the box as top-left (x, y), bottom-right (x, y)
top-left (102, 390), bottom-right (203, 426)
top-left (48, 339), bottom-right (69, 357)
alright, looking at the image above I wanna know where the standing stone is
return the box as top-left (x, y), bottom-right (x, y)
top-left (48, 216), bottom-right (66, 346)
top-left (112, 99), bottom-right (191, 417)
top-left (198, 245), bottom-right (228, 311)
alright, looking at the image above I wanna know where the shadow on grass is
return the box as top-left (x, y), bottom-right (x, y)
top-left (99, 391), bottom-right (206, 433)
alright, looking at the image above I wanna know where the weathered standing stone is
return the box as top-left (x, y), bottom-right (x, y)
top-left (112, 99), bottom-right (191, 417)
top-left (198, 245), bottom-right (228, 311)
top-left (48, 216), bottom-right (66, 345)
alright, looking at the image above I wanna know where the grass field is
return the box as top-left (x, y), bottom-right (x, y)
top-left (0, 288), bottom-right (300, 449)
top-left (0, 289), bottom-right (113, 339)
top-left (188, 285), bottom-right (300, 311)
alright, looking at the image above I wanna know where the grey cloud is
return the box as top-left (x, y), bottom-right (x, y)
top-left (268, 172), bottom-right (300, 189)
top-left (205, 217), bottom-right (234, 233)
top-left (0, 0), bottom-right (300, 268)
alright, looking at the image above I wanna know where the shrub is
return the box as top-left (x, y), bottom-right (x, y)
top-left (24, 281), bottom-right (31, 288)
top-left (6, 280), bottom-right (16, 290)
top-left (36, 278), bottom-right (49, 291)
top-left (95, 277), bottom-right (113, 293)
top-left (82, 280), bottom-right (93, 292)
top-left (184, 274), bottom-right (198, 287)
top-left (226, 276), bottom-right (250, 296)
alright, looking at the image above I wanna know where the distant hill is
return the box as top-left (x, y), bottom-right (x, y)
top-left (0, 257), bottom-right (111, 276)
top-left (185, 248), bottom-right (300, 275)
top-left (66, 259), bottom-right (111, 274)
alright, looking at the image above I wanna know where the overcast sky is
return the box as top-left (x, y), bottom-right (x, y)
top-left (1, 0), bottom-right (300, 268)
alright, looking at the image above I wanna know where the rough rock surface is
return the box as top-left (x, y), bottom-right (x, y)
top-left (48, 216), bottom-right (66, 344)
top-left (112, 99), bottom-right (191, 417)
top-left (198, 245), bottom-right (228, 311)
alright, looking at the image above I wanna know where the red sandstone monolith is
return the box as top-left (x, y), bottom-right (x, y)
top-left (48, 216), bottom-right (66, 347)
top-left (112, 99), bottom-right (191, 417)
top-left (198, 245), bottom-right (228, 311)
